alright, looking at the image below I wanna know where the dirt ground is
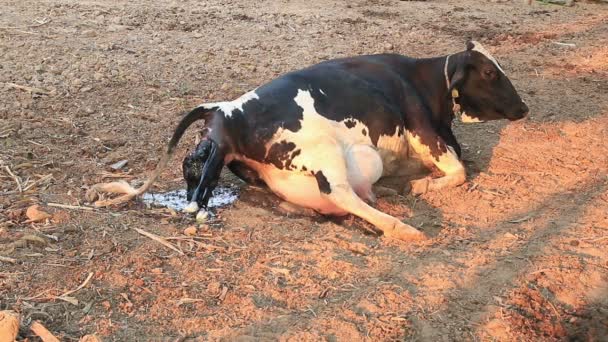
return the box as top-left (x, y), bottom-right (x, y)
top-left (1, 0), bottom-right (608, 340)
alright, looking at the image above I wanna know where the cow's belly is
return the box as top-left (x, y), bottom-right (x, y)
top-left (231, 143), bottom-right (386, 215)
top-left (258, 166), bottom-right (347, 215)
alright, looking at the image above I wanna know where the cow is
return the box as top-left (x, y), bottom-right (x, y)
top-left (86, 41), bottom-right (528, 242)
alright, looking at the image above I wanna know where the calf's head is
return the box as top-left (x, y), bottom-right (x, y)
top-left (182, 137), bottom-right (223, 211)
top-left (448, 41), bottom-right (529, 123)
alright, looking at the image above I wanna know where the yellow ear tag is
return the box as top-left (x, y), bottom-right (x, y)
top-left (451, 89), bottom-right (460, 98)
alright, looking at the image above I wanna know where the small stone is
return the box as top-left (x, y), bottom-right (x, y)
top-left (109, 159), bottom-right (128, 170)
top-left (80, 86), bottom-right (93, 93)
top-left (503, 232), bottom-right (517, 240)
top-left (93, 72), bottom-right (104, 81)
top-left (569, 239), bottom-right (579, 246)
top-left (82, 29), bottom-right (97, 37)
top-left (384, 43), bottom-right (394, 51)
top-left (107, 24), bottom-right (126, 32)
top-left (183, 226), bottom-right (197, 236)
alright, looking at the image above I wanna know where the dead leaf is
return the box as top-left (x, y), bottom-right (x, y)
top-left (80, 334), bottom-right (102, 342)
top-left (25, 205), bottom-right (52, 223)
top-left (183, 226), bottom-right (197, 236)
top-left (51, 210), bottom-right (70, 224)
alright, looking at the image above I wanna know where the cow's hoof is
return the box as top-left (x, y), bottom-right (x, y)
top-left (410, 177), bottom-right (431, 195)
top-left (383, 221), bottom-right (426, 242)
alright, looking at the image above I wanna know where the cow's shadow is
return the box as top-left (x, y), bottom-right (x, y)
top-left (565, 285), bottom-right (608, 341)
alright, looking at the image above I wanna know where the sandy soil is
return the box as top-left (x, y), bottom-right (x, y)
top-left (1, 0), bottom-right (607, 340)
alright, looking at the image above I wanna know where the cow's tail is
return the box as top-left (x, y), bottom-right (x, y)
top-left (85, 105), bottom-right (217, 207)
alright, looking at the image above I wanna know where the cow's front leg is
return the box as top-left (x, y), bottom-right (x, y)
top-left (182, 139), bottom-right (226, 219)
top-left (406, 131), bottom-right (466, 195)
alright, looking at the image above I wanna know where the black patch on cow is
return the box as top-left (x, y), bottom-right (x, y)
top-left (314, 171), bottom-right (331, 194)
top-left (362, 128), bottom-right (367, 136)
top-left (287, 149), bottom-right (301, 170)
top-left (301, 166), bottom-right (307, 171)
top-left (221, 82), bottom-right (304, 164)
top-left (265, 140), bottom-right (297, 169)
top-left (344, 119), bottom-right (357, 128)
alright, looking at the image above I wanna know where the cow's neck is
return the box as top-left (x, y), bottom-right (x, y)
top-left (409, 55), bottom-right (460, 126)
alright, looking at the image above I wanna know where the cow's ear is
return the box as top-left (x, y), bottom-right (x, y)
top-left (448, 52), bottom-right (471, 92)
top-left (465, 40), bottom-right (475, 51)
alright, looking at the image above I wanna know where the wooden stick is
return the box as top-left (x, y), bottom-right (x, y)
top-left (0, 18), bottom-right (51, 30)
top-left (4, 82), bottom-right (51, 95)
top-left (3, 166), bottom-right (22, 193)
top-left (134, 228), bottom-right (184, 255)
top-left (0, 256), bottom-right (16, 264)
top-left (30, 321), bottom-right (60, 342)
top-left (23, 174), bottom-right (53, 191)
top-left (47, 202), bottom-right (95, 211)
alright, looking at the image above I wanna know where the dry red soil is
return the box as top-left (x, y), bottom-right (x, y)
top-left (1, 0), bottom-right (607, 341)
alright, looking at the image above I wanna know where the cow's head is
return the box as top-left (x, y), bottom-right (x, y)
top-left (448, 41), bottom-right (529, 123)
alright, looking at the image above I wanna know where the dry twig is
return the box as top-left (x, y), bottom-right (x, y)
top-left (0, 18), bottom-right (51, 30)
top-left (59, 272), bottom-right (94, 298)
top-left (134, 228), bottom-right (184, 255)
top-left (4, 82), bottom-right (51, 95)
top-left (3, 166), bottom-right (22, 193)
top-left (0, 256), bottom-right (16, 264)
top-left (47, 202), bottom-right (95, 211)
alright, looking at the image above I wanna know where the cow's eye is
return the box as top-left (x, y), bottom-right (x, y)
top-left (483, 69), bottom-right (496, 79)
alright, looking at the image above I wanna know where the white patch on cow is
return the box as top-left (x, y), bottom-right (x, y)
top-left (199, 89), bottom-right (259, 118)
top-left (319, 88), bottom-right (327, 96)
top-left (471, 41), bottom-right (506, 75)
top-left (461, 112), bottom-right (483, 123)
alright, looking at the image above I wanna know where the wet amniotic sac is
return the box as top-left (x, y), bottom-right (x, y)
top-left (141, 186), bottom-right (238, 212)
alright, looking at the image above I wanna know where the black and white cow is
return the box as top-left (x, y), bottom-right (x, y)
top-left (88, 41), bottom-right (528, 241)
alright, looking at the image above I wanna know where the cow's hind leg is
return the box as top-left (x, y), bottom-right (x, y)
top-left (312, 146), bottom-right (425, 241)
